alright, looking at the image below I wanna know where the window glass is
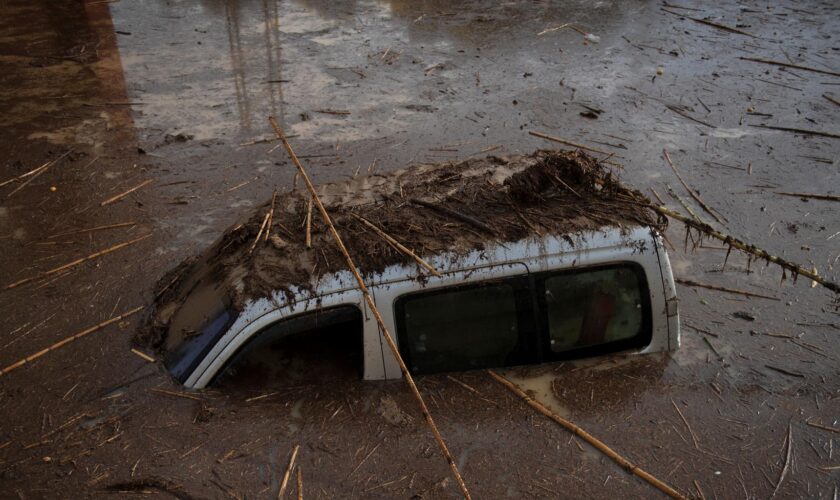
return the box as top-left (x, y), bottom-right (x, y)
top-left (543, 267), bottom-right (644, 352)
top-left (399, 281), bottom-right (522, 374)
top-left (212, 306), bottom-right (363, 388)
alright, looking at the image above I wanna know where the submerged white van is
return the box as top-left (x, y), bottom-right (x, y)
top-left (146, 151), bottom-right (680, 388)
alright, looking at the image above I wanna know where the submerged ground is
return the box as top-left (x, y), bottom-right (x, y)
top-left (1, 0), bottom-right (839, 498)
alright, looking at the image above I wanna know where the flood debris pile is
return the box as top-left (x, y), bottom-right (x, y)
top-left (141, 150), bottom-right (663, 348)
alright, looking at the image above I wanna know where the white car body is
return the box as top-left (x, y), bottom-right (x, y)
top-left (184, 225), bottom-right (679, 388)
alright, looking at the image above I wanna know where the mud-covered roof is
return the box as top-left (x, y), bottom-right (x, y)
top-left (140, 150), bottom-right (664, 351)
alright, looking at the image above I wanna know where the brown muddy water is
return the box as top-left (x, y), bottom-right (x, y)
top-left (1, 0), bottom-right (839, 498)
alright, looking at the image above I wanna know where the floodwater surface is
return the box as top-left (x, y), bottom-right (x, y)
top-left (1, 0), bottom-right (839, 498)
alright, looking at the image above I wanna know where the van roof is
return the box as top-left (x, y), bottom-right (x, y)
top-left (140, 150), bottom-right (665, 351)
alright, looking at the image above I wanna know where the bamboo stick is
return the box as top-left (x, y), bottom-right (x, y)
top-left (5, 233), bottom-right (152, 290)
top-left (649, 204), bottom-right (840, 294)
top-left (739, 57), bottom-right (840, 78)
top-left (249, 211), bottom-right (271, 254)
top-left (278, 444), bottom-right (299, 499)
top-left (5, 150), bottom-right (73, 197)
top-left (529, 131), bottom-right (612, 155)
top-left (488, 370), bottom-right (687, 500)
top-left (0, 306), bottom-right (144, 377)
top-left (751, 124), bottom-right (840, 140)
top-left (775, 191), bottom-right (840, 202)
top-left (100, 179), bottom-right (154, 206)
top-left (269, 116), bottom-right (472, 500)
top-left (661, 8), bottom-right (756, 37)
top-left (305, 196), bottom-right (312, 248)
top-left (350, 214), bottom-right (441, 277)
top-left (675, 278), bottom-right (780, 301)
top-left (663, 150), bottom-right (725, 224)
top-left (47, 221), bottom-right (136, 239)
top-left (296, 467), bottom-right (303, 500)
top-left (265, 190), bottom-right (277, 242)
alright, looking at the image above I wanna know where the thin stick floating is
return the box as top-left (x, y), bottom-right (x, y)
top-left (5, 233), bottom-right (152, 290)
top-left (739, 56), bottom-right (840, 78)
top-left (278, 444), bottom-right (299, 499)
top-left (649, 205), bottom-right (840, 294)
top-left (663, 150), bottom-right (725, 224)
top-left (529, 130), bottom-right (613, 155)
top-left (675, 278), bottom-right (780, 301)
top-left (269, 116), bottom-right (472, 500)
top-left (751, 124), bottom-right (840, 140)
top-left (489, 370), bottom-right (687, 499)
top-left (775, 191), bottom-right (840, 202)
top-left (0, 306), bottom-right (144, 377)
top-left (100, 179), bottom-right (154, 206)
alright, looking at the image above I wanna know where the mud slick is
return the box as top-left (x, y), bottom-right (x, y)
top-left (141, 150), bottom-right (664, 351)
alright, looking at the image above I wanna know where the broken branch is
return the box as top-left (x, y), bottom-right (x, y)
top-left (305, 196), bottom-right (312, 248)
top-left (661, 8), bottom-right (757, 37)
top-left (649, 205), bottom-right (840, 294)
top-left (775, 191), bottom-right (840, 202)
top-left (100, 179), bottom-right (154, 206)
top-left (0, 306), bottom-right (144, 377)
top-left (269, 116), bottom-right (472, 500)
top-left (529, 130), bottom-right (612, 155)
top-left (663, 150), bottom-right (725, 224)
top-left (751, 124), bottom-right (840, 140)
top-left (278, 444), bottom-right (299, 499)
top-left (675, 278), bottom-right (780, 301)
top-left (5, 233), bottom-right (152, 290)
top-left (739, 57), bottom-right (840, 78)
top-left (489, 370), bottom-right (686, 499)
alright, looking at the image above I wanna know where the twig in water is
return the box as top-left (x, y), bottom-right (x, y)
top-left (771, 423), bottom-right (793, 498)
top-left (277, 444), bottom-right (299, 499)
top-left (5, 233), bottom-right (152, 289)
top-left (671, 400), bottom-right (700, 449)
top-left (805, 420), bottom-right (840, 434)
top-left (100, 179), bottom-right (154, 206)
top-left (489, 370), bottom-right (687, 499)
top-left (296, 467), bottom-right (303, 500)
top-left (529, 131), bottom-right (612, 155)
top-left (739, 57), bottom-right (840, 78)
top-left (775, 191), bottom-right (840, 202)
top-left (751, 124), bottom-right (840, 140)
top-left (663, 150), bottom-right (726, 223)
top-left (130, 348), bottom-right (155, 363)
top-left (0, 306), bottom-right (144, 377)
top-left (665, 105), bottom-right (716, 128)
top-left (661, 8), bottom-right (757, 37)
top-left (269, 116), bottom-right (472, 500)
top-left (47, 221), bottom-right (136, 239)
top-left (5, 150), bottom-right (73, 196)
top-left (675, 278), bottom-right (779, 300)
top-left (647, 205), bottom-right (840, 294)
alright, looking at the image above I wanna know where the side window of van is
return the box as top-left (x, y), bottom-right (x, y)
top-left (538, 265), bottom-right (651, 357)
top-left (395, 264), bottom-right (653, 375)
top-left (395, 277), bottom-right (536, 375)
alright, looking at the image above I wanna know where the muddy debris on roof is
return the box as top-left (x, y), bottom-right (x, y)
top-left (140, 149), bottom-right (664, 351)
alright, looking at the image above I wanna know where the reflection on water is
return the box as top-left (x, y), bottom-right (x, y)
top-left (0, 0), bottom-right (134, 150)
top-left (107, 0), bottom-right (627, 145)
